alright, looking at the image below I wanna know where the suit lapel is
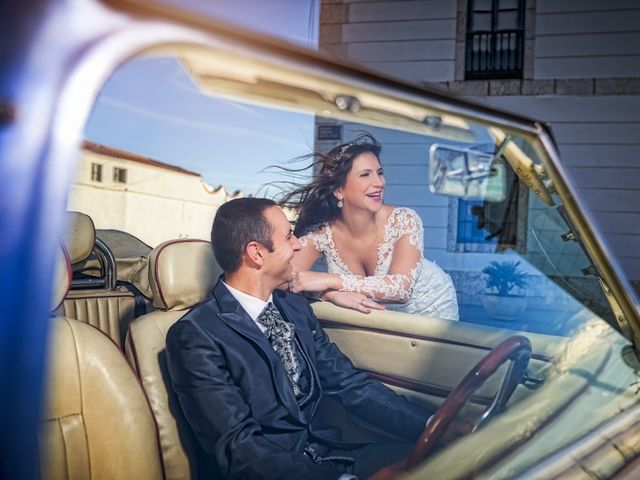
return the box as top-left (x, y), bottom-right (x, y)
top-left (213, 280), bottom-right (301, 420)
top-left (213, 281), bottom-right (267, 345)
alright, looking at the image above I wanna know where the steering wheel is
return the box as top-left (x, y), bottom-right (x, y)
top-left (405, 335), bottom-right (532, 469)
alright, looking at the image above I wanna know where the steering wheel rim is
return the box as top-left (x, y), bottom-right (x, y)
top-left (405, 335), bottom-right (532, 470)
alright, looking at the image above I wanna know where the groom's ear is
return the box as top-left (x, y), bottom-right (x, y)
top-left (245, 241), bottom-right (264, 267)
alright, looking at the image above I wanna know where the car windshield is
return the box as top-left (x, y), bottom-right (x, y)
top-left (69, 50), bottom-right (636, 477)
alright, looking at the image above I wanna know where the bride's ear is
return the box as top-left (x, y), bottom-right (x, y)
top-left (333, 190), bottom-right (343, 202)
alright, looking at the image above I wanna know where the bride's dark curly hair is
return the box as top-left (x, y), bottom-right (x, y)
top-left (276, 133), bottom-right (382, 237)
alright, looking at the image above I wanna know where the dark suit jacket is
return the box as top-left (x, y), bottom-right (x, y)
top-left (166, 279), bottom-right (433, 479)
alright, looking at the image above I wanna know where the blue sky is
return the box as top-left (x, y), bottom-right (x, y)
top-left (170, 0), bottom-right (319, 48)
top-left (84, 0), bottom-right (318, 194)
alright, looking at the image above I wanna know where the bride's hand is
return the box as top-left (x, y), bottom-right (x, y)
top-left (321, 290), bottom-right (384, 314)
top-left (289, 271), bottom-right (341, 293)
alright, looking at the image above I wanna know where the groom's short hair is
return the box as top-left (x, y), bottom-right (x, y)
top-left (211, 197), bottom-right (275, 273)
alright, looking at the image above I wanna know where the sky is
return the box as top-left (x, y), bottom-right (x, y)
top-left (84, 0), bottom-right (319, 194)
top-left (168, 0), bottom-right (319, 48)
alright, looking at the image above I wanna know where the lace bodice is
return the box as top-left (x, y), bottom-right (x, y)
top-left (300, 207), bottom-right (459, 320)
top-left (300, 207), bottom-right (424, 302)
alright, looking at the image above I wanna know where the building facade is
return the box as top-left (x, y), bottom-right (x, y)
top-left (319, 0), bottom-right (640, 288)
top-left (68, 141), bottom-right (242, 247)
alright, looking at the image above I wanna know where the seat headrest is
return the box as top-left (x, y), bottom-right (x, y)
top-left (63, 211), bottom-right (96, 264)
top-left (149, 240), bottom-right (221, 310)
top-left (51, 244), bottom-right (71, 312)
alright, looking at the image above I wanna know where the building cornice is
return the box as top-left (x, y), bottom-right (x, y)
top-left (437, 77), bottom-right (640, 97)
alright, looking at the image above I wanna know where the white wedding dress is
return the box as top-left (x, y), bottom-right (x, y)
top-left (300, 207), bottom-right (459, 321)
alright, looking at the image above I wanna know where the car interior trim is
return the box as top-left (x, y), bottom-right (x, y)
top-left (320, 319), bottom-right (554, 363)
top-left (365, 370), bottom-right (494, 406)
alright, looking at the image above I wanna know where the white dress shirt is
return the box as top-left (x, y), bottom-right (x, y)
top-left (222, 281), bottom-right (271, 333)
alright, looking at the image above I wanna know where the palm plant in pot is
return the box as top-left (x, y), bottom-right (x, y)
top-left (481, 260), bottom-right (528, 321)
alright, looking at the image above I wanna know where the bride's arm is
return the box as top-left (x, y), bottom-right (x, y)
top-left (290, 233), bottom-right (384, 313)
top-left (291, 237), bottom-right (421, 303)
top-left (292, 210), bottom-right (425, 304)
top-left (337, 233), bottom-right (422, 303)
top-left (336, 209), bottom-right (424, 303)
top-left (289, 232), bottom-right (343, 294)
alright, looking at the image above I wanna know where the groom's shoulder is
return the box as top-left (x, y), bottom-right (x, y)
top-left (184, 293), bottom-right (219, 316)
top-left (168, 294), bottom-right (219, 335)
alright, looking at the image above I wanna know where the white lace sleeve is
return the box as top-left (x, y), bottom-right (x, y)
top-left (299, 225), bottom-right (330, 253)
top-left (339, 208), bottom-right (424, 302)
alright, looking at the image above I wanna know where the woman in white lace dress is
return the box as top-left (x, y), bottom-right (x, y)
top-left (281, 134), bottom-right (459, 321)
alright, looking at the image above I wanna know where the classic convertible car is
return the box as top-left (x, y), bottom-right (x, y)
top-left (2, 0), bottom-right (640, 479)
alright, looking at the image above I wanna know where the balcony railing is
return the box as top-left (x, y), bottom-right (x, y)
top-left (465, 29), bottom-right (524, 79)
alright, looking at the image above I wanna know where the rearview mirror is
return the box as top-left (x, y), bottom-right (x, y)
top-left (428, 145), bottom-right (507, 202)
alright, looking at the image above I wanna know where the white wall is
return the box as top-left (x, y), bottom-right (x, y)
top-left (339, 0), bottom-right (457, 83)
top-left (67, 149), bottom-right (240, 247)
top-left (535, 0), bottom-right (640, 79)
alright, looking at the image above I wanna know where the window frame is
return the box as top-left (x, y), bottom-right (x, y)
top-left (465, 0), bottom-right (526, 80)
top-left (113, 166), bottom-right (127, 184)
top-left (91, 162), bottom-right (103, 182)
top-left (447, 186), bottom-right (529, 253)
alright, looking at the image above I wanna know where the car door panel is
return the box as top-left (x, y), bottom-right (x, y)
top-left (313, 303), bottom-right (563, 416)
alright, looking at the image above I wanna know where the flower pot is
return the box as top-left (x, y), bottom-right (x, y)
top-left (482, 293), bottom-right (527, 321)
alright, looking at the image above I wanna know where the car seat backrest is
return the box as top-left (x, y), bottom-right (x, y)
top-left (63, 211), bottom-right (95, 266)
top-left (61, 211), bottom-right (143, 348)
top-left (41, 244), bottom-right (163, 479)
top-left (126, 239), bottom-right (220, 480)
top-left (50, 245), bottom-right (71, 312)
top-left (148, 239), bottom-right (220, 310)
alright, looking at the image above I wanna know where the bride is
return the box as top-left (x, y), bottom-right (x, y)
top-left (281, 133), bottom-right (459, 321)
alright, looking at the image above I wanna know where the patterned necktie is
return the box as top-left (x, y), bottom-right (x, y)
top-left (257, 302), bottom-right (304, 398)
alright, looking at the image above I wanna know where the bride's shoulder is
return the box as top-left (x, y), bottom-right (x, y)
top-left (302, 221), bottom-right (329, 235)
top-left (387, 206), bottom-right (420, 222)
top-left (299, 222), bottom-right (331, 246)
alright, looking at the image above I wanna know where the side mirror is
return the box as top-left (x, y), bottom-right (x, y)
top-left (428, 144), bottom-right (507, 202)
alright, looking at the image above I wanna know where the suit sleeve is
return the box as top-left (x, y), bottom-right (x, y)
top-left (303, 302), bottom-right (436, 440)
top-left (166, 318), bottom-right (339, 480)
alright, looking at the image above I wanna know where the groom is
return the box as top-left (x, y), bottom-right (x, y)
top-left (166, 198), bottom-right (434, 479)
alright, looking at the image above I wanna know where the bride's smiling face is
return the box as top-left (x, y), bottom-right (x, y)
top-left (336, 152), bottom-right (385, 212)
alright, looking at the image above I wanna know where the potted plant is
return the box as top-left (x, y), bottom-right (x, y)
top-left (481, 260), bottom-right (528, 321)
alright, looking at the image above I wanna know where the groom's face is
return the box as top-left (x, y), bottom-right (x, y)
top-left (261, 206), bottom-right (301, 284)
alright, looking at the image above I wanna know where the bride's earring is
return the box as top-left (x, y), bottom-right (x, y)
top-left (337, 198), bottom-right (343, 208)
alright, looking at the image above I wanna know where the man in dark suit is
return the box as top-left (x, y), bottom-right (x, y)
top-left (166, 198), bottom-right (435, 479)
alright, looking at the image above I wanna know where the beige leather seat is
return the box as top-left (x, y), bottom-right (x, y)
top-left (61, 211), bottom-right (143, 348)
top-left (41, 244), bottom-right (163, 479)
top-left (125, 239), bottom-right (221, 480)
